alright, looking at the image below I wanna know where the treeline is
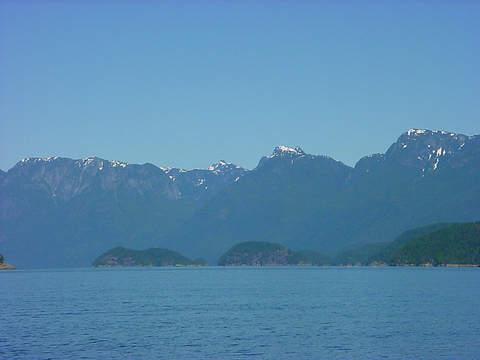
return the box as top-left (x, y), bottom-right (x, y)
top-left (92, 222), bottom-right (480, 268)
top-left (93, 247), bottom-right (207, 267)
top-left (389, 223), bottom-right (480, 265)
top-left (217, 241), bottom-right (330, 266)
top-left (335, 222), bottom-right (480, 266)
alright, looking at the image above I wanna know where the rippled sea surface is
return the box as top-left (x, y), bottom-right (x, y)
top-left (1, 266), bottom-right (479, 359)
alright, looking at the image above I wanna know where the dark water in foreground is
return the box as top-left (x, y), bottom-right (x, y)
top-left (1, 267), bottom-right (479, 359)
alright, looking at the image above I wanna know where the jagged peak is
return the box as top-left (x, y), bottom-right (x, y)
top-left (208, 160), bottom-right (243, 172)
top-left (20, 156), bottom-right (60, 163)
top-left (268, 145), bottom-right (306, 158)
top-left (17, 156), bottom-right (130, 170)
top-left (109, 160), bottom-right (128, 168)
top-left (208, 160), bottom-right (229, 171)
top-left (381, 129), bottom-right (480, 173)
top-left (404, 128), bottom-right (457, 138)
top-left (77, 157), bottom-right (102, 166)
top-left (396, 129), bottom-right (470, 151)
top-left (406, 129), bottom-right (428, 136)
top-left (75, 157), bottom-right (128, 170)
top-left (160, 161), bottom-right (243, 175)
top-left (164, 168), bottom-right (187, 174)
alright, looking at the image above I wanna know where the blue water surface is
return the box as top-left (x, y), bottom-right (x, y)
top-left (1, 266), bottom-right (479, 359)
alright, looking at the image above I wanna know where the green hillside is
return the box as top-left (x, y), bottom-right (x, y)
top-left (93, 247), bottom-right (207, 267)
top-left (389, 222), bottom-right (480, 266)
top-left (367, 223), bottom-right (453, 265)
top-left (218, 241), bottom-right (330, 266)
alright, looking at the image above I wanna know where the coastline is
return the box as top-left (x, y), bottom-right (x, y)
top-left (385, 263), bottom-right (479, 268)
top-left (0, 263), bottom-right (16, 270)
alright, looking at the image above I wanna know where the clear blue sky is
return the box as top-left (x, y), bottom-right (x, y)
top-left (1, 1), bottom-right (478, 171)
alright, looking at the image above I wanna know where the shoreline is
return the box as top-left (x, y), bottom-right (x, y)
top-left (0, 263), bottom-right (16, 270)
top-left (3, 263), bottom-right (479, 270)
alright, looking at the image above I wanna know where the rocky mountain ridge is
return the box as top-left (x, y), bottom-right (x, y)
top-left (4, 128), bottom-right (476, 198)
top-left (1, 128), bottom-right (479, 268)
top-left (5, 156), bottom-right (248, 204)
top-left (356, 129), bottom-right (480, 174)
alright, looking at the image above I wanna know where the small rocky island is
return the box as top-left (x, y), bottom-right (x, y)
top-left (218, 241), bottom-right (330, 266)
top-left (93, 247), bottom-right (207, 267)
top-left (0, 254), bottom-right (15, 270)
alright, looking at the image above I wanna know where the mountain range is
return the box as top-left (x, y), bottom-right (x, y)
top-left (1, 129), bottom-right (479, 268)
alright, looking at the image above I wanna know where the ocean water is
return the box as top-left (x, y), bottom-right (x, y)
top-left (1, 266), bottom-right (479, 360)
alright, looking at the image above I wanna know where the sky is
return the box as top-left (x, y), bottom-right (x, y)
top-left (1, 1), bottom-right (479, 171)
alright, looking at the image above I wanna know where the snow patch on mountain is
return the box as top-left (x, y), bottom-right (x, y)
top-left (20, 157), bottom-right (59, 163)
top-left (404, 128), bottom-right (460, 139)
top-left (208, 160), bottom-right (242, 174)
top-left (110, 160), bottom-right (128, 168)
top-left (406, 129), bottom-right (427, 136)
top-left (268, 146), bottom-right (306, 158)
top-left (385, 129), bottom-right (479, 172)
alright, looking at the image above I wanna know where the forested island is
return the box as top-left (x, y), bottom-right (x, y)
top-left (218, 222), bottom-right (480, 267)
top-left (218, 241), bottom-right (330, 266)
top-left (93, 247), bottom-right (207, 267)
top-left (91, 222), bottom-right (480, 268)
top-left (0, 254), bottom-right (15, 270)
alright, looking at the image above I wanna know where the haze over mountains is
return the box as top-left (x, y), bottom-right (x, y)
top-left (1, 129), bottom-right (479, 268)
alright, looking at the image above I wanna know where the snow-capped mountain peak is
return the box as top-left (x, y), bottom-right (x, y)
top-left (269, 145), bottom-right (306, 158)
top-left (406, 129), bottom-right (428, 136)
top-left (75, 157), bottom-right (127, 170)
top-left (405, 128), bottom-right (457, 137)
top-left (109, 160), bottom-right (128, 168)
top-left (386, 129), bottom-right (477, 172)
top-left (20, 157), bottom-right (60, 165)
top-left (207, 160), bottom-right (243, 173)
top-left (208, 160), bottom-right (229, 171)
